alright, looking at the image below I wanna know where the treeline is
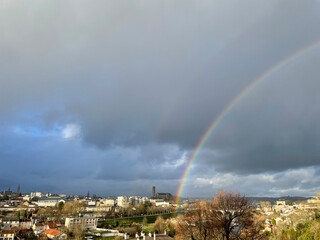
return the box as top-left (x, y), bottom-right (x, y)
top-left (104, 203), bottom-right (175, 219)
top-left (35, 200), bottom-right (87, 221)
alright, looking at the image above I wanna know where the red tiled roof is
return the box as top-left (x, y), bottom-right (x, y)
top-left (0, 230), bottom-right (15, 234)
top-left (44, 222), bottom-right (57, 228)
top-left (20, 219), bottom-right (31, 222)
top-left (43, 229), bottom-right (61, 237)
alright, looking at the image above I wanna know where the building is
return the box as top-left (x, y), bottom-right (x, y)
top-left (1, 218), bottom-right (19, 229)
top-left (129, 196), bottom-right (149, 206)
top-left (37, 197), bottom-right (65, 207)
top-left (86, 205), bottom-right (112, 212)
top-left (276, 201), bottom-right (286, 206)
top-left (117, 196), bottom-right (129, 208)
top-left (150, 199), bottom-right (170, 207)
top-left (0, 230), bottom-right (15, 240)
top-left (22, 195), bottom-right (31, 201)
top-left (156, 193), bottom-right (173, 202)
top-left (32, 222), bottom-right (61, 234)
top-left (33, 223), bottom-right (49, 234)
top-left (98, 198), bottom-right (115, 207)
top-left (19, 219), bottom-right (32, 229)
top-left (65, 217), bottom-right (97, 230)
top-left (43, 229), bottom-right (67, 240)
top-left (30, 192), bottom-right (43, 199)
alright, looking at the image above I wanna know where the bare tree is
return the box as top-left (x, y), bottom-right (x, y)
top-left (176, 191), bottom-right (263, 240)
top-left (72, 224), bottom-right (85, 240)
top-left (153, 216), bottom-right (166, 234)
top-left (210, 191), bottom-right (257, 240)
top-left (176, 201), bottom-right (215, 240)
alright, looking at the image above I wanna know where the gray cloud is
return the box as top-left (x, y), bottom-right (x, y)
top-left (0, 0), bottom-right (320, 197)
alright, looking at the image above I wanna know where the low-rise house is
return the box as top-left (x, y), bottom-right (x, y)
top-left (33, 223), bottom-right (49, 234)
top-left (43, 229), bottom-right (67, 240)
top-left (44, 222), bottom-right (61, 229)
top-left (19, 219), bottom-right (32, 229)
top-left (65, 217), bottom-right (97, 230)
top-left (2, 218), bottom-right (19, 229)
top-left (16, 228), bottom-right (35, 240)
top-left (0, 229), bottom-right (17, 240)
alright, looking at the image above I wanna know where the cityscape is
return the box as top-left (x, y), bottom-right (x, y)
top-left (1, 0), bottom-right (320, 239)
top-left (1, 185), bottom-right (320, 239)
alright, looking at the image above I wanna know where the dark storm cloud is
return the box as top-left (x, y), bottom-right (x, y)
top-left (0, 0), bottom-right (320, 196)
top-left (192, 53), bottom-right (320, 176)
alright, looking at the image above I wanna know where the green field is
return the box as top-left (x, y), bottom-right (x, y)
top-left (99, 212), bottom-right (183, 227)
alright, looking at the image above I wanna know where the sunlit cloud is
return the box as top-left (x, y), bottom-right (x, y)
top-left (61, 124), bottom-right (81, 139)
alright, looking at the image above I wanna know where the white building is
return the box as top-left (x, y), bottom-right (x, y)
top-left (30, 192), bottom-right (43, 198)
top-left (22, 195), bottom-right (31, 201)
top-left (37, 197), bottom-right (65, 207)
top-left (1, 219), bottom-right (19, 228)
top-left (0, 230), bottom-right (15, 240)
top-left (65, 217), bottom-right (97, 230)
top-left (98, 198), bottom-right (115, 207)
top-left (150, 199), bottom-right (170, 207)
top-left (19, 219), bottom-right (32, 229)
top-left (117, 196), bottom-right (129, 208)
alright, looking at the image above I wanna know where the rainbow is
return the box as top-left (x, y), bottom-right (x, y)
top-left (175, 40), bottom-right (320, 204)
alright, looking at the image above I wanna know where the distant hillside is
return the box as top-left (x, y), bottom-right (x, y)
top-left (247, 196), bottom-right (309, 206)
top-left (183, 196), bottom-right (310, 205)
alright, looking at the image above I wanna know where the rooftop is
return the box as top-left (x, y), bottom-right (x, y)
top-left (43, 229), bottom-right (61, 237)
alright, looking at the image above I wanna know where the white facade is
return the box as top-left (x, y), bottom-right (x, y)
top-left (155, 201), bottom-right (170, 207)
top-left (65, 217), bottom-right (97, 230)
top-left (19, 219), bottom-right (32, 229)
top-left (30, 192), bottom-right (43, 198)
top-left (117, 196), bottom-right (129, 208)
top-left (98, 199), bottom-right (115, 207)
top-left (22, 195), bottom-right (31, 201)
top-left (2, 219), bottom-right (19, 228)
top-left (150, 199), bottom-right (170, 207)
top-left (37, 197), bottom-right (65, 207)
top-left (0, 230), bottom-right (15, 240)
top-left (88, 201), bottom-right (96, 206)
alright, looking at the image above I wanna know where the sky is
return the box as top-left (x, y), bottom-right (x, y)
top-left (1, 0), bottom-right (320, 198)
